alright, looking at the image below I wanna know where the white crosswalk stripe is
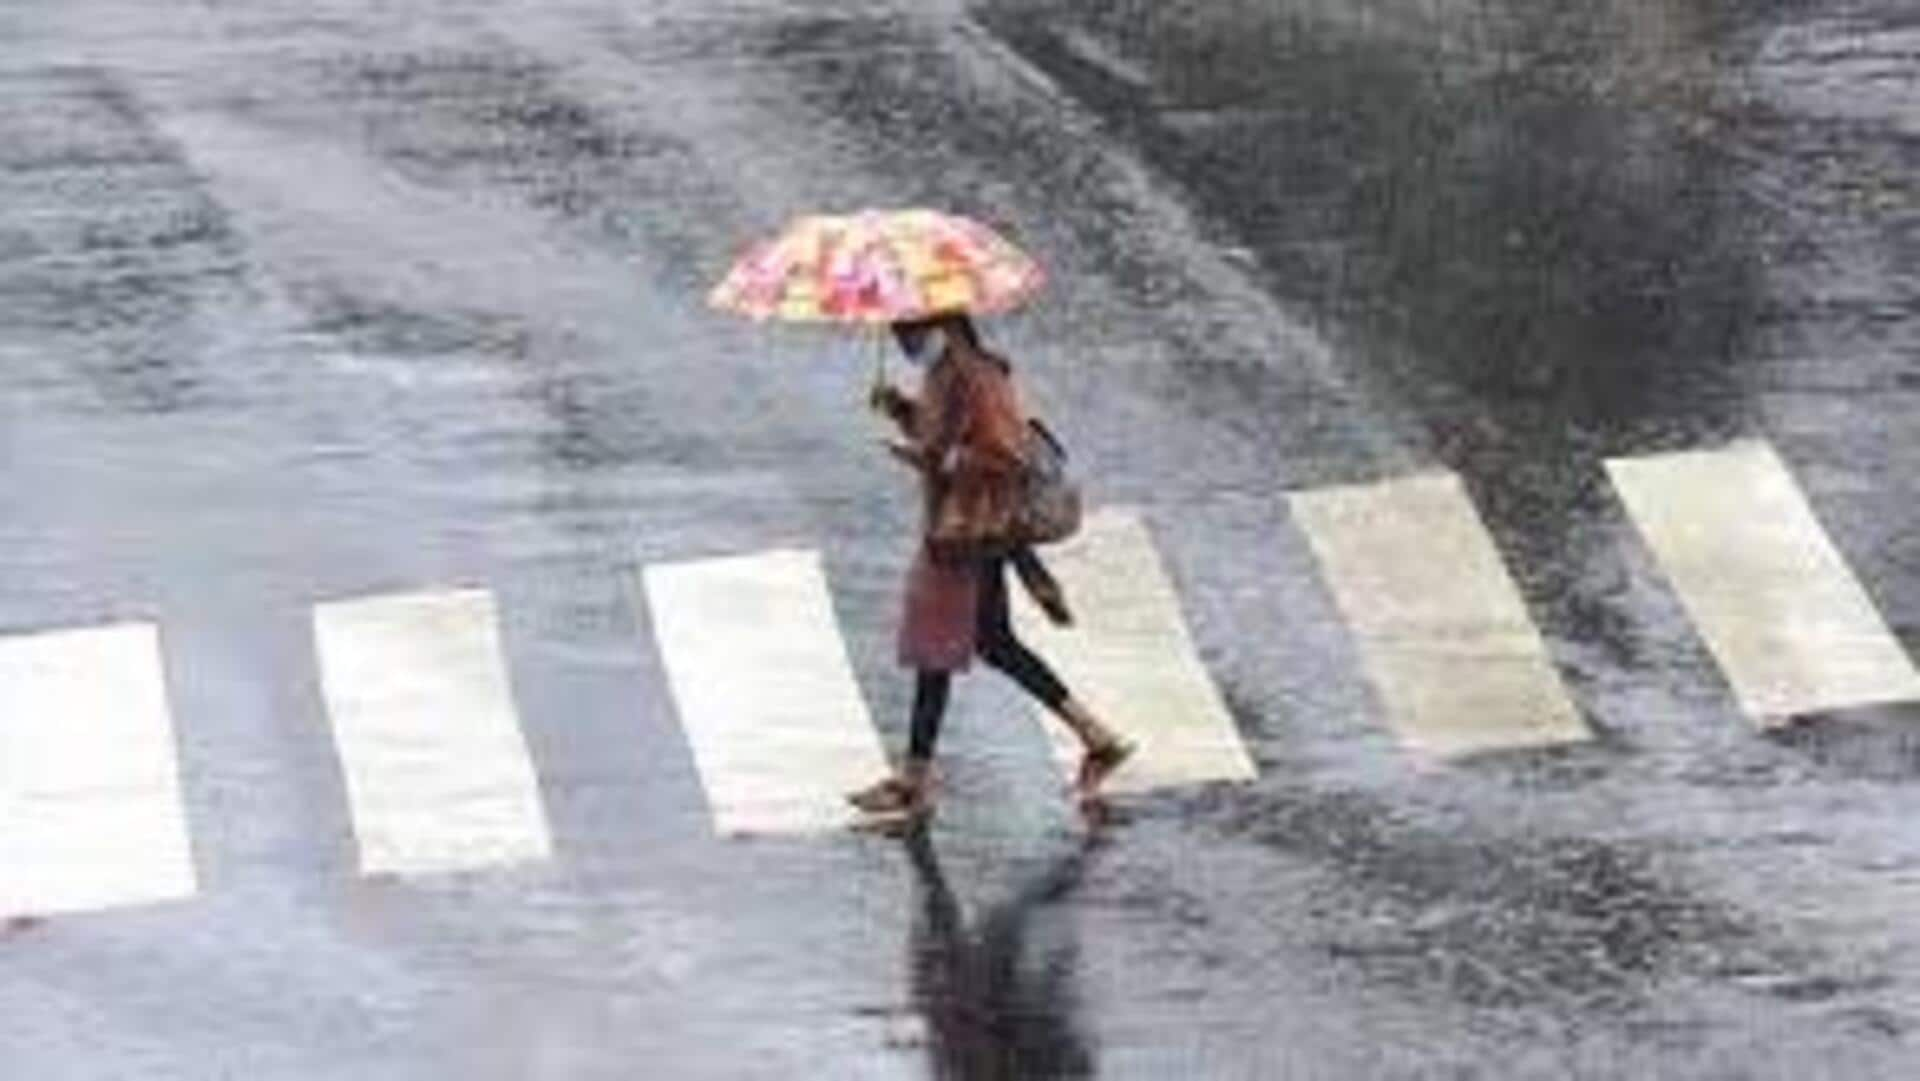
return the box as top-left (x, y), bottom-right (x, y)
top-left (640, 547), bottom-right (891, 836)
top-left (0, 622), bottom-right (197, 918)
top-left (1013, 508), bottom-right (1259, 793)
top-left (1287, 471), bottom-right (1590, 757)
top-left (16, 437), bottom-right (1920, 910)
top-left (1606, 439), bottom-right (1920, 726)
top-left (312, 589), bottom-right (552, 875)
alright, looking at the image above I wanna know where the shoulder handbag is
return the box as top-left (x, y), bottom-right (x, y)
top-left (1011, 417), bottom-right (1082, 546)
top-left (924, 357), bottom-right (1083, 555)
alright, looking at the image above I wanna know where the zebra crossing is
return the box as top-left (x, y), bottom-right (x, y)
top-left (312, 589), bottom-right (552, 876)
top-left (3, 439), bottom-right (1918, 919)
top-left (0, 622), bottom-right (197, 918)
top-left (639, 547), bottom-right (892, 836)
top-left (1288, 472), bottom-right (1591, 758)
top-left (1605, 440), bottom-right (1920, 727)
top-left (1012, 508), bottom-right (1259, 793)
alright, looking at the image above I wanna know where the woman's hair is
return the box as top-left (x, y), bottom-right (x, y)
top-left (890, 311), bottom-right (982, 356)
top-left (888, 319), bottom-right (928, 356)
top-left (889, 312), bottom-right (1008, 375)
top-left (935, 312), bottom-right (981, 350)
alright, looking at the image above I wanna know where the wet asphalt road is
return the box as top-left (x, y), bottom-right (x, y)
top-left (4, 0), bottom-right (1919, 1076)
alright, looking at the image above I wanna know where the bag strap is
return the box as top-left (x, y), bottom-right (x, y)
top-left (1027, 417), bottom-right (1067, 461)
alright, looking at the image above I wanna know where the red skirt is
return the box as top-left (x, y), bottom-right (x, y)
top-left (896, 541), bottom-right (981, 671)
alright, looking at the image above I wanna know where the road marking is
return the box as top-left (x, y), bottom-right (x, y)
top-left (313, 589), bottom-right (551, 875)
top-left (640, 548), bottom-right (889, 835)
top-left (0, 622), bottom-right (197, 918)
top-left (1012, 508), bottom-right (1259, 793)
top-left (1287, 472), bottom-right (1589, 757)
top-left (1606, 439), bottom-right (1920, 725)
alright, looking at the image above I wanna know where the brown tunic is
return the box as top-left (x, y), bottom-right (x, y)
top-left (887, 344), bottom-right (1028, 670)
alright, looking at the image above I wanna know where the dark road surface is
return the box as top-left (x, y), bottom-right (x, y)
top-left (3, 1), bottom-right (1918, 1077)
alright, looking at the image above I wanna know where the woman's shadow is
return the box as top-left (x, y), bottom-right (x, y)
top-left (900, 828), bottom-right (1100, 1079)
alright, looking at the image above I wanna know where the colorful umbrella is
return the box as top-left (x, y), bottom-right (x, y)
top-left (708, 208), bottom-right (1045, 325)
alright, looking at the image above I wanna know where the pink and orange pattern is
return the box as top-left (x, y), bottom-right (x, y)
top-left (708, 209), bottom-right (1045, 324)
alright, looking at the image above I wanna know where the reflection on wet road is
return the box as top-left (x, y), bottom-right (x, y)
top-left (902, 830), bottom-right (1096, 1079)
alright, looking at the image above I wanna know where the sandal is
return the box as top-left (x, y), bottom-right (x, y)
top-left (852, 791), bottom-right (937, 836)
top-left (847, 773), bottom-right (937, 821)
top-left (1075, 736), bottom-right (1137, 799)
top-left (848, 776), bottom-right (914, 813)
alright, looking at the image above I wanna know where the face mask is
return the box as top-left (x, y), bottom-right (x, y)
top-left (903, 327), bottom-right (944, 367)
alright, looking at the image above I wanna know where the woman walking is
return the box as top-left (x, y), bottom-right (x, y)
top-left (848, 312), bottom-right (1135, 824)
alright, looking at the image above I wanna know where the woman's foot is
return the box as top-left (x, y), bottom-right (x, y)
top-left (847, 775), bottom-right (916, 813)
top-left (847, 768), bottom-right (937, 827)
top-left (1074, 735), bottom-right (1137, 799)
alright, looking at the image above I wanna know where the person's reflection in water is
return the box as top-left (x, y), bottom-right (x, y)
top-left (901, 828), bottom-right (1098, 1079)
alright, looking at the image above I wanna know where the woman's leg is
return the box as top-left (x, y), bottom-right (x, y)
top-left (976, 557), bottom-right (1135, 795)
top-left (974, 557), bottom-right (1071, 711)
top-left (849, 669), bottom-right (950, 813)
top-left (907, 670), bottom-right (952, 764)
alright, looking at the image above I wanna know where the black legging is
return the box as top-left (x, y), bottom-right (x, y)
top-left (908, 550), bottom-right (1072, 760)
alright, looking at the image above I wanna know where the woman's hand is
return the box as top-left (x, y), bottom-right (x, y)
top-left (880, 438), bottom-right (927, 469)
top-left (868, 382), bottom-right (911, 419)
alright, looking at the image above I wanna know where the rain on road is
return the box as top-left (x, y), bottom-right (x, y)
top-left (3, 1), bottom-right (1918, 1077)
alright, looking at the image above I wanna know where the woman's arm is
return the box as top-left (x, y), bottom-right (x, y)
top-left (869, 382), bottom-right (936, 471)
top-left (917, 363), bottom-right (975, 477)
top-left (868, 382), bottom-right (920, 437)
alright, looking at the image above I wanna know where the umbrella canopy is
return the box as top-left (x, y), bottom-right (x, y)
top-left (708, 208), bottom-right (1044, 325)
